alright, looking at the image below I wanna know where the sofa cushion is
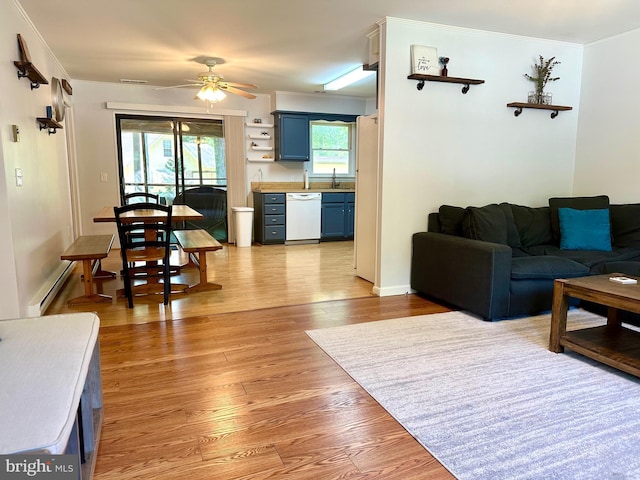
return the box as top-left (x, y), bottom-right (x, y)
top-left (462, 203), bottom-right (521, 247)
top-left (509, 204), bottom-right (553, 247)
top-left (558, 208), bottom-right (612, 251)
top-left (589, 260), bottom-right (640, 276)
top-left (523, 244), bottom-right (640, 268)
top-left (511, 256), bottom-right (589, 280)
top-left (438, 205), bottom-right (465, 236)
top-left (548, 195), bottom-right (610, 243)
top-left (610, 204), bottom-right (640, 248)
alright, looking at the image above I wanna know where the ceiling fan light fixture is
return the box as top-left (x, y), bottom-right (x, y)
top-left (196, 84), bottom-right (227, 103)
top-left (324, 66), bottom-right (374, 91)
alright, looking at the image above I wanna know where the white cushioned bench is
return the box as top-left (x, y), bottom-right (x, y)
top-left (0, 312), bottom-right (102, 478)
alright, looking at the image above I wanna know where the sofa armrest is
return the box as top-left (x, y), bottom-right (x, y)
top-left (411, 232), bottom-right (513, 320)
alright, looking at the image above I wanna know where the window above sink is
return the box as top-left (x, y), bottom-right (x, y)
top-left (310, 120), bottom-right (355, 178)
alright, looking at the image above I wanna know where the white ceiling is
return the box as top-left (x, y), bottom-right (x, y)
top-left (17, 0), bottom-right (640, 98)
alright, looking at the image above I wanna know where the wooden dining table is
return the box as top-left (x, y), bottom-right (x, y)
top-left (93, 204), bottom-right (205, 297)
top-left (93, 204), bottom-right (204, 224)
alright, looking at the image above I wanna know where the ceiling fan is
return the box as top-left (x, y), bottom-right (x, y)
top-left (158, 58), bottom-right (257, 102)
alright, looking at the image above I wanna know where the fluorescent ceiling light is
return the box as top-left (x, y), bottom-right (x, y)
top-left (324, 66), bottom-right (374, 91)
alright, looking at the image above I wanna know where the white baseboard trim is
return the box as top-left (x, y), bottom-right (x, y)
top-left (372, 285), bottom-right (416, 297)
top-left (27, 261), bottom-right (74, 317)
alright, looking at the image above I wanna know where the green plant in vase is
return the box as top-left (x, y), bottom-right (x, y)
top-left (524, 55), bottom-right (560, 104)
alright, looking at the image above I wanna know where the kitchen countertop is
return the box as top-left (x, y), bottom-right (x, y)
top-left (251, 181), bottom-right (355, 193)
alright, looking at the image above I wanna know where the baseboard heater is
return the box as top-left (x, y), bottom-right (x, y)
top-left (27, 261), bottom-right (74, 317)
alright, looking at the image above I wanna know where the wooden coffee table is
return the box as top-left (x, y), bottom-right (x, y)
top-left (549, 274), bottom-right (640, 377)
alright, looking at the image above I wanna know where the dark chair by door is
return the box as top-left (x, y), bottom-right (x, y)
top-left (173, 186), bottom-right (228, 242)
top-left (114, 203), bottom-right (173, 308)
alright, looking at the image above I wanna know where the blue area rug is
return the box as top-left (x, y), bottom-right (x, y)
top-left (307, 310), bottom-right (640, 480)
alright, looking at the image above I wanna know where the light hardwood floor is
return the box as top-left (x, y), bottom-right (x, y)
top-left (47, 241), bottom-right (376, 327)
top-left (46, 241), bottom-right (454, 479)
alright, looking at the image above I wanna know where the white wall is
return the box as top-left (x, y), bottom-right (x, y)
top-left (0, 1), bottom-right (73, 318)
top-left (574, 28), bottom-right (640, 203)
top-left (376, 17), bottom-right (584, 295)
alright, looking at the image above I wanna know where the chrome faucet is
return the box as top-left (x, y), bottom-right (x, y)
top-left (331, 168), bottom-right (340, 189)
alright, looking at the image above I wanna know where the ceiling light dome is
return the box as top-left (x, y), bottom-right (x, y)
top-left (196, 84), bottom-right (227, 103)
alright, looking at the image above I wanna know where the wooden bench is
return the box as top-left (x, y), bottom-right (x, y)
top-left (174, 229), bottom-right (223, 292)
top-left (60, 234), bottom-right (115, 305)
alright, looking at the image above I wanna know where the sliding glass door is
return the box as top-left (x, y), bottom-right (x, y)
top-left (116, 115), bottom-right (228, 240)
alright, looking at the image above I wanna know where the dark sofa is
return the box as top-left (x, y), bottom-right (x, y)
top-left (411, 195), bottom-right (640, 320)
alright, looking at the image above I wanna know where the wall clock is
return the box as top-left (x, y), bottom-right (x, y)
top-left (51, 77), bottom-right (64, 121)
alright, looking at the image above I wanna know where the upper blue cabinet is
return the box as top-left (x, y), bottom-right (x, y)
top-left (273, 112), bottom-right (310, 161)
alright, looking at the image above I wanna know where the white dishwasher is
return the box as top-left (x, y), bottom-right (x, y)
top-left (286, 192), bottom-right (322, 243)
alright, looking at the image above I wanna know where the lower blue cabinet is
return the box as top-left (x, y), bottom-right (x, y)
top-left (253, 192), bottom-right (286, 244)
top-left (321, 192), bottom-right (355, 241)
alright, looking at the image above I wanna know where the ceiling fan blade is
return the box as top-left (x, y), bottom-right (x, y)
top-left (155, 83), bottom-right (202, 90)
top-left (223, 86), bottom-right (257, 99)
top-left (224, 81), bottom-right (258, 89)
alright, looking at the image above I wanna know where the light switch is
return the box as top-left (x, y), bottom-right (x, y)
top-left (12, 125), bottom-right (20, 142)
top-left (100, 172), bottom-right (108, 182)
top-left (15, 168), bottom-right (23, 187)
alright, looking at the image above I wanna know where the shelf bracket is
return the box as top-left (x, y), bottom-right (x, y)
top-left (461, 84), bottom-right (471, 94)
top-left (37, 116), bottom-right (63, 135)
top-left (513, 107), bottom-right (523, 117)
top-left (39, 123), bottom-right (57, 135)
top-left (17, 71), bottom-right (42, 90)
top-left (416, 80), bottom-right (425, 91)
top-left (550, 110), bottom-right (560, 119)
top-left (15, 69), bottom-right (40, 90)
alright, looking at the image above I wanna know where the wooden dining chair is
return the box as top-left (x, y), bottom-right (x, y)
top-left (114, 203), bottom-right (173, 308)
top-left (124, 192), bottom-right (159, 204)
top-left (123, 192), bottom-right (163, 255)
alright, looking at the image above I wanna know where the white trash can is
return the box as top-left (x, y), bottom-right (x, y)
top-left (231, 207), bottom-right (254, 247)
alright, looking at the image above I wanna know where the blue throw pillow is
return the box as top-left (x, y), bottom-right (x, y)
top-left (558, 207), bottom-right (612, 251)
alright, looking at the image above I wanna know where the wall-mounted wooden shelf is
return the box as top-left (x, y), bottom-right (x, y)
top-left (37, 117), bottom-right (63, 135)
top-left (507, 102), bottom-right (573, 119)
top-left (14, 61), bottom-right (48, 89)
top-left (408, 74), bottom-right (485, 94)
top-left (14, 34), bottom-right (49, 90)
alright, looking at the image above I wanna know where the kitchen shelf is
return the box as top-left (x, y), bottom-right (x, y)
top-left (246, 121), bottom-right (274, 162)
top-left (14, 61), bottom-right (48, 89)
top-left (37, 117), bottom-right (63, 135)
top-left (507, 102), bottom-right (573, 119)
top-left (407, 73), bottom-right (485, 94)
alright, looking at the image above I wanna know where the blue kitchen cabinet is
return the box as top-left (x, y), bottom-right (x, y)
top-left (253, 192), bottom-right (286, 244)
top-left (346, 198), bottom-right (355, 238)
top-left (321, 192), bottom-right (355, 240)
top-left (273, 112), bottom-right (309, 161)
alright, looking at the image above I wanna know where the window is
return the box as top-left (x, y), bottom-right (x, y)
top-left (310, 121), bottom-right (355, 176)
top-left (162, 139), bottom-right (173, 157)
top-left (116, 115), bottom-right (226, 204)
